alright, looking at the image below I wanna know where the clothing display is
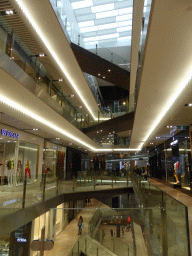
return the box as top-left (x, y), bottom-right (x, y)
top-left (25, 161), bottom-right (31, 179)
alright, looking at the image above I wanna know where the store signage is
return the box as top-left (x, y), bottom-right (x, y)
top-left (3, 198), bottom-right (20, 206)
top-left (53, 145), bottom-right (61, 150)
top-left (1, 129), bottom-right (20, 139)
top-left (17, 238), bottom-right (27, 243)
top-left (170, 140), bottom-right (178, 146)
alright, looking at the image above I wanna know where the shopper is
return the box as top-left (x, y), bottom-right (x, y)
top-left (122, 224), bottom-right (125, 234)
top-left (110, 229), bottom-right (113, 237)
top-left (78, 216), bottom-right (83, 235)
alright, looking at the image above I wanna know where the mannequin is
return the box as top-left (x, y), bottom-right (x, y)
top-left (174, 161), bottom-right (180, 183)
top-left (25, 160), bottom-right (31, 179)
top-left (16, 160), bottom-right (22, 184)
top-left (7, 159), bottom-right (14, 186)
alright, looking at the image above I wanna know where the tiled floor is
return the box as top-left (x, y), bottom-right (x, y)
top-left (45, 198), bottom-right (110, 256)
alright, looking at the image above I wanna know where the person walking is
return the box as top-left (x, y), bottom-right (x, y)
top-left (78, 216), bottom-right (83, 235)
top-left (122, 224), bottom-right (125, 235)
top-left (110, 229), bottom-right (113, 238)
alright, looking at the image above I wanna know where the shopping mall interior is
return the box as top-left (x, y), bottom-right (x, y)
top-left (0, 0), bottom-right (192, 255)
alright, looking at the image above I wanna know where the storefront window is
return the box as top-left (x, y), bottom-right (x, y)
top-left (0, 138), bottom-right (17, 187)
top-left (18, 141), bottom-right (38, 184)
top-left (0, 235), bottom-right (9, 255)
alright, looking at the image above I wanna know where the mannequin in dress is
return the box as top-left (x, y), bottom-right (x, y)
top-left (25, 160), bottom-right (31, 179)
top-left (173, 161), bottom-right (180, 183)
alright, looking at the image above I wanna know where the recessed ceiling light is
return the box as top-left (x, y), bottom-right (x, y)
top-left (103, 76), bottom-right (105, 79)
top-left (58, 79), bottom-right (63, 82)
top-left (33, 128), bottom-right (39, 131)
top-left (6, 10), bottom-right (14, 15)
top-left (71, 95), bottom-right (75, 97)
top-left (108, 69), bottom-right (111, 72)
top-left (79, 106), bottom-right (83, 108)
top-left (69, 143), bottom-right (72, 145)
top-left (98, 74), bottom-right (101, 76)
top-left (56, 138), bottom-right (60, 140)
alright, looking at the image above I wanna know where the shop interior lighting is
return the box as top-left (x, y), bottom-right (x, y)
top-left (71, 0), bottom-right (93, 10)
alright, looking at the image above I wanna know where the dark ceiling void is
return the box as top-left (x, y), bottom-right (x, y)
top-left (81, 111), bottom-right (134, 139)
top-left (71, 42), bottom-right (130, 90)
top-left (100, 85), bottom-right (129, 104)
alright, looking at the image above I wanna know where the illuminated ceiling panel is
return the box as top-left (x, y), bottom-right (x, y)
top-left (70, 0), bottom-right (134, 47)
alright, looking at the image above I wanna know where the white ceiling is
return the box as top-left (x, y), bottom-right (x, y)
top-left (130, 0), bottom-right (192, 149)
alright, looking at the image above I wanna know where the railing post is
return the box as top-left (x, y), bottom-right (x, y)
top-left (78, 240), bottom-right (79, 255)
top-left (85, 237), bottom-right (87, 254)
top-left (94, 176), bottom-right (95, 190)
top-left (112, 175), bottom-right (113, 189)
top-left (115, 172), bottom-right (116, 185)
top-left (127, 171), bottom-right (128, 187)
top-left (73, 176), bottom-right (75, 192)
top-left (97, 246), bottom-right (98, 256)
top-left (128, 246), bottom-right (129, 256)
top-left (56, 176), bottom-right (59, 196)
top-left (42, 174), bottom-right (46, 201)
top-left (22, 179), bottom-right (27, 208)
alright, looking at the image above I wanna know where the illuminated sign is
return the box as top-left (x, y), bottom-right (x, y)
top-left (1, 129), bottom-right (20, 139)
top-left (17, 238), bottom-right (27, 242)
top-left (170, 140), bottom-right (178, 146)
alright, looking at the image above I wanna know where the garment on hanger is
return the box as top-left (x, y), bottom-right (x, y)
top-left (25, 161), bottom-right (31, 179)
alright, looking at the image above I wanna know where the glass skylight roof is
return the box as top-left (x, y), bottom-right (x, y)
top-left (70, 0), bottom-right (134, 46)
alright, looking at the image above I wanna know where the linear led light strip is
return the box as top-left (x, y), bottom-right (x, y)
top-left (15, 0), bottom-right (99, 121)
top-left (0, 95), bottom-right (139, 152)
top-left (0, 95), bottom-right (95, 151)
top-left (138, 74), bottom-right (192, 149)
